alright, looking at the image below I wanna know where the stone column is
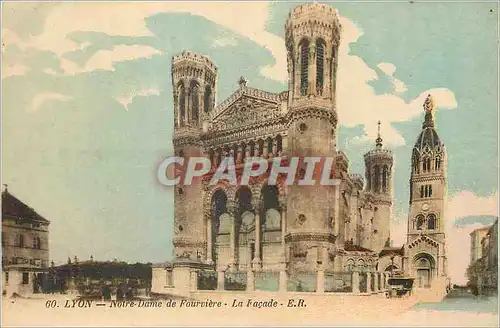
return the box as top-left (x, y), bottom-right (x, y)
top-left (263, 142), bottom-right (269, 158)
top-left (185, 92), bottom-right (190, 125)
top-left (325, 56), bottom-right (331, 97)
top-left (333, 185), bottom-right (340, 236)
top-left (245, 144), bottom-right (250, 160)
top-left (366, 272), bottom-right (372, 294)
top-left (379, 171), bottom-right (383, 194)
top-left (252, 200), bottom-right (262, 269)
top-left (214, 149), bottom-right (220, 168)
top-left (206, 211), bottom-right (213, 265)
top-left (317, 269), bottom-right (325, 293)
top-left (374, 272), bottom-right (379, 293)
top-left (271, 138), bottom-right (277, 158)
top-left (280, 201), bottom-right (287, 257)
top-left (352, 271), bottom-right (360, 295)
top-left (228, 201), bottom-right (237, 270)
top-left (217, 270), bottom-right (225, 291)
top-left (175, 91), bottom-right (181, 127)
top-left (247, 270), bottom-right (255, 292)
top-left (237, 145), bottom-right (243, 164)
top-left (189, 270), bottom-right (198, 292)
top-left (309, 43), bottom-right (316, 95)
top-left (279, 262), bottom-right (288, 292)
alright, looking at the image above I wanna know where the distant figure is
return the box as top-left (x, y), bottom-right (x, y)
top-left (116, 284), bottom-right (124, 300)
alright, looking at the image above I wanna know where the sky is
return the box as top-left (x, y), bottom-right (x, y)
top-left (1, 1), bottom-right (498, 284)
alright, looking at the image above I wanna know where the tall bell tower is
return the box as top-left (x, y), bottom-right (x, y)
top-left (171, 51), bottom-right (217, 262)
top-left (407, 95), bottom-right (447, 244)
top-left (363, 121), bottom-right (394, 253)
top-left (284, 3), bottom-right (342, 272)
top-left (405, 94), bottom-right (448, 282)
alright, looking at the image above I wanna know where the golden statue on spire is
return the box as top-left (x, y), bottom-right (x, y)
top-left (423, 94), bottom-right (434, 113)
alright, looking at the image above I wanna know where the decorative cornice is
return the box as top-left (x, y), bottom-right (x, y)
top-left (285, 232), bottom-right (336, 243)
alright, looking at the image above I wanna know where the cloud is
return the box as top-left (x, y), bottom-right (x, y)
top-left (116, 88), bottom-right (160, 111)
top-left (2, 63), bottom-right (29, 79)
top-left (377, 62), bottom-right (408, 94)
top-left (32, 93), bottom-right (72, 111)
top-left (58, 45), bottom-right (162, 75)
top-left (212, 36), bottom-right (238, 48)
top-left (377, 62), bottom-right (396, 76)
top-left (3, 2), bottom-right (282, 78)
top-left (4, 3), bottom-right (456, 146)
top-left (337, 18), bottom-right (457, 147)
top-left (446, 190), bottom-right (499, 222)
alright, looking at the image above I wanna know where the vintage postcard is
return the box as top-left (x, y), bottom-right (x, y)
top-left (1, 0), bottom-right (498, 326)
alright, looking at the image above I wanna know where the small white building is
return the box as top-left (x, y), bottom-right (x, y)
top-left (2, 187), bottom-right (51, 297)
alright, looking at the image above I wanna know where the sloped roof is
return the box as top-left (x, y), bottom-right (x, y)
top-left (2, 190), bottom-right (50, 223)
top-left (414, 126), bottom-right (442, 152)
top-left (344, 243), bottom-right (373, 253)
top-left (379, 246), bottom-right (405, 257)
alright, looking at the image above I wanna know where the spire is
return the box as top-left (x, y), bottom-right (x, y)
top-left (422, 94), bottom-right (435, 128)
top-left (375, 120), bottom-right (383, 148)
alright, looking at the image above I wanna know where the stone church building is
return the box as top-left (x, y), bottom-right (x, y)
top-left (153, 3), bottom-right (448, 295)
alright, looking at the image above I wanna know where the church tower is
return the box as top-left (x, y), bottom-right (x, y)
top-left (406, 94), bottom-right (448, 286)
top-left (363, 121), bottom-right (394, 253)
top-left (284, 3), bottom-right (341, 272)
top-left (171, 51), bottom-right (217, 261)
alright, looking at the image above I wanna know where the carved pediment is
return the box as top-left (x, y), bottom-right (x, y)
top-left (211, 95), bottom-right (281, 131)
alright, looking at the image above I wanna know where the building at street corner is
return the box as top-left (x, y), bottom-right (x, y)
top-left (468, 219), bottom-right (498, 293)
top-left (2, 187), bottom-right (51, 297)
top-left (153, 2), bottom-right (449, 296)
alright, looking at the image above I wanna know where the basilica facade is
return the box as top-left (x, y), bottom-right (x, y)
top-left (153, 2), bottom-right (448, 294)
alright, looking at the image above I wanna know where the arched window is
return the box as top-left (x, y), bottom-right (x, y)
top-left (33, 236), bottom-right (41, 249)
top-left (331, 45), bottom-right (338, 95)
top-left (299, 39), bottom-right (309, 96)
top-left (358, 259), bottom-right (365, 272)
top-left (374, 165), bottom-right (381, 192)
top-left (435, 157), bottom-right (441, 170)
top-left (17, 234), bottom-right (25, 247)
top-left (257, 139), bottom-right (264, 156)
top-left (249, 141), bottom-right (255, 157)
top-left (267, 137), bottom-right (273, 155)
top-left (233, 144), bottom-right (239, 162)
top-left (426, 158), bottom-right (431, 171)
top-left (416, 215), bottom-right (424, 230)
top-left (178, 82), bottom-right (186, 125)
top-left (420, 185), bottom-right (424, 198)
top-left (427, 214), bottom-right (436, 230)
top-left (422, 158), bottom-right (427, 172)
top-left (204, 85), bottom-right (212, 113)
top-left (382, 165), bottom-right (388, 192)
top-left (347, 259), bottom-right (355, 272)
top-left (189, 81), bottom-right (199, 123)
top-left (429, 185), bottom-right (433, 197)
top-left (316, 39), bottom-right (325, 95)
top-left (276, 135), bottom-right (283, 154)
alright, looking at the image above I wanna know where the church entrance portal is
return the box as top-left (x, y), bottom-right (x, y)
top-left (414, 254), bottom-right (434, 288)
